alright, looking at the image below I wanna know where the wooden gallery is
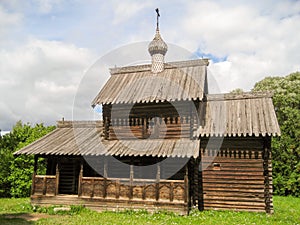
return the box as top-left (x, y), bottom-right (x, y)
top-left (15, 18), bottom-right (280, 215)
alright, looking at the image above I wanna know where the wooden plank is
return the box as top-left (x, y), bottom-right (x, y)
top-left (55, 164), bottom-right (59, 195)
top-left (31, 194), bottom-right (189, 215)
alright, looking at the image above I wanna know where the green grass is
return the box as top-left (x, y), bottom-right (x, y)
top-left (0, 196), bottom-right (299, 224)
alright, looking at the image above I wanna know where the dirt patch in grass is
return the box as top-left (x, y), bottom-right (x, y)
top-left (3, 213), bottom-right (58, 221)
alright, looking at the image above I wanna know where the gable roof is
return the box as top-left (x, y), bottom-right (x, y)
top-left (197, 92), bottom-right (281, 137)
top-left (92, 59), bottom-right (209, 106)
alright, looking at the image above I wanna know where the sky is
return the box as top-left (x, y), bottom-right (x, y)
top-left (0, 0), bottom-right (299, 131)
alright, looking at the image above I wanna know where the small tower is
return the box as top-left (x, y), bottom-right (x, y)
top-left (148, 8), bottom-right (168, 73)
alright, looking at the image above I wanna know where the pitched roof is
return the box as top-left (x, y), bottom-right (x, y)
top-left (91, 59), bottom-right (209, 106)
top-left (14, 121), bottom-right (199, 158)
top-left (197, 92), bottom-right (281, 137)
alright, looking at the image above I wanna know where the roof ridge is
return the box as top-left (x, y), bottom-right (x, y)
top-left (110, 58), bottom-right (209, 75)
top-left (206, 91), bottom-right (274, 101)
top-left (56, 120), bottom-right (103, 128)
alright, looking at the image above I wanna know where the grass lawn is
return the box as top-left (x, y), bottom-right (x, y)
top-left (0, 196), bottom-right (299, 224)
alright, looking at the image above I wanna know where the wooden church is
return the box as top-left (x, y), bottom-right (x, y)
top-left (15, 10), bottom-right (280, 215)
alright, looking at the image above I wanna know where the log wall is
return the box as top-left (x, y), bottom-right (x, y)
top-left (102, 101), bottom-right (199, 140)
top-left (200, 137), bottom-right (273, 213)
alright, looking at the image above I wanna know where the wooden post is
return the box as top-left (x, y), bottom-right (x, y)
top-left (190, 158), bottom-right (196, 207)
top-left (184, 164), bottom-right (189, 204)
top-left (78, 162), bottom-right (83, 197)
top-left (189, 102), bottom-right (193, 139)
top-left (129, 164), bottom-right (134, 199)
top-left (142, 118), bottom-right (147, 138)
top-left (170, 182), bottom-right (174, 202)
top-left (31, 155), bottom-right (38, 196)
top-left (104, 117), bottom-right (110, 140)
top-left (198, 149), bottom-right (204, 211)
top-left (154, 117), bottom-right (161, 139)
top-left (103, 105), bottom-right (111, 140)
top-left (116, 179), bottom-right (120, 199)
top-left (155, 162), bottom-right (160, 201)
top-left (55, 163), bottom-right (59, 195)
top-left (42, 176), bottom-right (47, 195)
top-left (104, 158), bottom-right (108, 178)
top-left (103, 158), bottom-right (108, 198)
top-left (142, 183), bottom-right (146, 200)
top-left (91, 178), bottom-right (95, 198)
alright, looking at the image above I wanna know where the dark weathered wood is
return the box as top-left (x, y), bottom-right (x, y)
top-left (184, 165), bottom-right (189, 204)
top-left (42, 177), bottom-right (47, 195)
top-left (55, 163), bottom-right (59, 195)
top-left (116, 179), bottom-right (120, 199)
top-left (78, 177), bottom-right (185, 202)
top-left (170, 182), bottom-right (174, 202)
top-left (198, 137), bottom-right (272, 213)
top-left (103, 178), bottom-right (107, 198)
top-left (108, 115), bottom-right (193, 140)
top-left (78, 162), bottom-right (83, 196)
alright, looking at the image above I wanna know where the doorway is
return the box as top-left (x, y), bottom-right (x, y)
top-left (58, 158), bottom-right (80, 194)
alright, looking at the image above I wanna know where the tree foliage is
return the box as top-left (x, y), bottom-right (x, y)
top-left (230, 88), bottom-right (244, 94)
top-left (0, 121), bottom-right (55, 197)
top-left (253, 72), bottom-right (300, 196)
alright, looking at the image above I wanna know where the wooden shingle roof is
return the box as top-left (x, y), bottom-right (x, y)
top-left (197, 92), bottom-right (281, 137)
top-left (91, 59), bottom-right (209, 106)
top-left (14, 121), bottom-right (199, 158)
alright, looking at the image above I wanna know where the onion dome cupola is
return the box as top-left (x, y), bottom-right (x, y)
top-left (148, 8), bottom-right (168, 73)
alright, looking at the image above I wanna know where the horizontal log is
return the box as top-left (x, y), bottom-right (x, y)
top-left (204, 205), bottom-right (265, 211)
top-left (35, 175), bottom-right (56, 179)
top-left (203, 183), bottom-right (265, 189)
top-left (204, 166), bottom-right (263, 172)
top-left (203, 187), bottom-right (265, 193)
top-left (202, 175), bottom-right (265, 181)
top-left (201, 158), bottom-right (263, 163)
top-left (203, 196), bottom-right (265, 202)
top-left (202, 191), bottom-right (265, 198)
top-left (203, 179), bottom-right (264, 185)
top-left (204, 200), bottom-right (266, 206)
top-left (82, 177), bottom-right (184, 183)
top-left (204, 207), bottom-right (265, 213)
top-left (203, 170), bottom-right (263, 176)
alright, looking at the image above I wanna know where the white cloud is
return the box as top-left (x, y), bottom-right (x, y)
top-left (0, 39), bottom-right (95, 130)
top-left (112, 1), bottom-right (152, 24)
top-left (1, 0), bottom-right (300, 130)
top-left (0, 5), bottom-right (22, 42)
top-left (178, 0), bottom-right (300, 93)
top-left (34, 0), bottom-right (63, 14)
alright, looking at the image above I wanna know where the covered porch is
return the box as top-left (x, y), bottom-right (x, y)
top-left (14, 121), bottom-right (200, 215)
top-left (30, 155), bottom-right (192, 215)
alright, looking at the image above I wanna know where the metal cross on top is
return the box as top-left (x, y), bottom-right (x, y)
top-left (155, 8), bottom-right (160, 31)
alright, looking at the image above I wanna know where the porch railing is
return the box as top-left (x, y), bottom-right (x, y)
top-left (31, 175), bottom-right (57, 196)
top-left (79, 177), bottom-right (188, 203)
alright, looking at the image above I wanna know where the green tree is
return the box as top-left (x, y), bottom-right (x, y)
top-left (0, 121), bottom-right (55, 197)
top-left (230, 88), bottom-right (244, 94)
top-left (253, 72), bottom-right (300, 196)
